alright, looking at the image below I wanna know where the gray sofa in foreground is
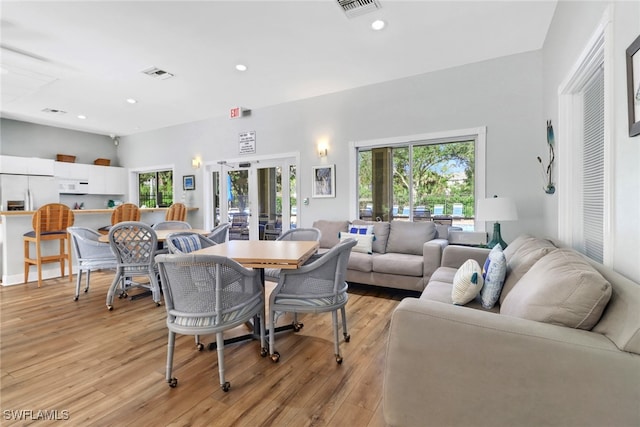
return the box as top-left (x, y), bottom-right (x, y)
top-left (383, 235), bottom-right (640, 427)
top-left (312, 219), bottom-right (453, 292)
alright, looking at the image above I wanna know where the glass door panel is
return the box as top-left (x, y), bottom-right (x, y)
top-left (227, 168), bottom-right (250, 240)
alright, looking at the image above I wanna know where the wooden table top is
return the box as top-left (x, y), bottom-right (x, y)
top-left (98, 228), bottom-right (210, 243)
top-left (193, 240), bottom-right (319, 269)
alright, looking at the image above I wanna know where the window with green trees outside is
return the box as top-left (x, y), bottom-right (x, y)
top-left (138, 170), bottom-right (173, 208)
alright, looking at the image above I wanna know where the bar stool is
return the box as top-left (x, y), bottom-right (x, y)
top-left (99, 203), bottom-right (141, 235)
top-left (165, 202), bottom-right (187, 221)
top-left (23, 203), bottom-right (75, 287)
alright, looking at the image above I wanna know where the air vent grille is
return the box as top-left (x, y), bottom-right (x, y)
top-left (337, 0), bottom-right (381, 18)
top-left (141, 67), bottom-right (175, 80)
top-left (42, 108), bottom-right (67, 114)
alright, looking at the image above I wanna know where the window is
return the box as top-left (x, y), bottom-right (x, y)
top-left (356, 131), bottom-right (480, 231)
top-left (557, 13), bottom-right (612, 265)
top-left (138, 170), bottom-right (173, 207)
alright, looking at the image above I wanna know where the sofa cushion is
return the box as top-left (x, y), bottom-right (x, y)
top-left (451, 259), bottom-right (484, 305)
top-left (429, 266), bottom-right (457, 284)
top-left (501, 248), bottom-right (612, 330)
top-left (347, 251), bottom-right (373, 272)
top-left (499, 236), bottom-right (556, 305)
top-left (386, 220), bottom-right (436, 256)
top-left (373, 253), bottom-right (423, 277)
top-left (352, 219), bottom-right (390, 253)
top-left (480, 244), bottom-right (507, 309)
top-left (312, 220), bottom-right (349, 249)
top-left (340, 232), bottom-right (374, 254)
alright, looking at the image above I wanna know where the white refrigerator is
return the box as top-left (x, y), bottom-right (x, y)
top-left (0, 174), bottom-right (59, 211)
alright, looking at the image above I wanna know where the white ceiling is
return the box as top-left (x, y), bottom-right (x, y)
top-left (0, 0), bottom-right (557, 137)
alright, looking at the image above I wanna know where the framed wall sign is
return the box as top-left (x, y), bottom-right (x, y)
top-left (626, 34), bottom-right (640, 137)
top-left (312, 164), bottom-right (335, 198)
top-left (183, 175), bottom-right (195, 191)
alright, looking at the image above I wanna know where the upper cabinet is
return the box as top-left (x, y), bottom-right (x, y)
top-left (0, 155), bottom-right (55, 176)
top-left (54, 161), bottom-right (91, 180)
top-left (89, 165), bottom-right (127, 195)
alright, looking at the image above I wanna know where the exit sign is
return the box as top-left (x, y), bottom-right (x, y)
top-left (230, 107), bottom-right (241, 119)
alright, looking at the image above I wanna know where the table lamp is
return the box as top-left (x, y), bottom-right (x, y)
top-left (476, 196), bottom-right (518, 248)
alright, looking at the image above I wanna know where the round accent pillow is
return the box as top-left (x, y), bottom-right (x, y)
top-left (452, 259), bottom-right (484, 305)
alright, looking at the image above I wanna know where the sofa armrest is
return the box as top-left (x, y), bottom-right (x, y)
top-left (423, 238), bottom-right (448, 279)
top-left (440, 244), bottom-right (490, 268)
top-left (383, 298), bottom-right (640, 427)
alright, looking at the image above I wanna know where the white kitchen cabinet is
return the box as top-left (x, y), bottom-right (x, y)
top-left (54, 161), bottom-right (90, 180)
top-left (89, 165), bottom-right (127, 195)
top-left (1, 155), bottom-right (55, 176)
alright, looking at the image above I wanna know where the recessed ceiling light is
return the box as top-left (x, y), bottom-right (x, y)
top-left (77, 115), bottom-right (87, 119)
top-left (235, 64), bottom-right (247, 72)
top-left (371, 19), bottom-right (386, 31)
top-left (126, 98), bottom-right (137, 104)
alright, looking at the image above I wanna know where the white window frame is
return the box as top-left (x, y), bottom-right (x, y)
top-left (348, 126), bottom-right (487, 231)
top-left (557, 7), bottom-right (614, 266)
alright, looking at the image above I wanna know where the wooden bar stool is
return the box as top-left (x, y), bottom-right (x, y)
top-left (165, 203), bottom-right (187, 222)
top-left (99, 203), bottom-right (141, 235)
top-left (23, 203), bottom-right (75, 287)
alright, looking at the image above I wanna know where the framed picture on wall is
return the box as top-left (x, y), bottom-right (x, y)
top-left (626, 34), bottom-right (640, 137)
top-left (312, 164), bottom-right (335, 198)
top-left (183, 175), bottom-right (195, 191)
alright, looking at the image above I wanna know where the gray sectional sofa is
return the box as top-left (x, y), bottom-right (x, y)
top-left (312, 219), bottom-right (453, 292)
top-left (383, 235), bottom-right (640, 427)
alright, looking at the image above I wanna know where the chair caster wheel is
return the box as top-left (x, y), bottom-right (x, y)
top-left (344, 334), bottom-right (351, 342)
top-left (270, 352), bottom-right (280, 363)
top-left (155, 302), bottom-right (161, 307)
top-left (196, 343), bottom-right (204, 351)
top-left (221, 381), bottom-right (230, 392)
top-left (260, 347), bottom-right (268, 357)
top-left (293, 322), bottom-right (304, 332)
top-left (74, 296), bottom-right (79, 301)
top-left (168, 378), bottom-right (178, 388)
top-left (107, 305), bottom-right (113, 311)
top-left (84, 289), bottom-right (89, 293)
top-left (336, 355), bottom-right (343, 364)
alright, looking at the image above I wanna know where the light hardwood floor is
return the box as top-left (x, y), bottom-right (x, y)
top-left (1, 272), bottom-right (417, 426)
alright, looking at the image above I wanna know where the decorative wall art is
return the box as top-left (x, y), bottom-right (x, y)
top-left (183, 175), bottom-right (195, 191)
top-left (626, 34), bottom-right (640, 137)
top-left (312, 165), bottom-right (335, 198)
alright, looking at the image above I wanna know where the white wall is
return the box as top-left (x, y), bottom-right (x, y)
top-left (542, 0), bottom-right (640, 280)
top-left (0, 119), bottom-right (117, 165)
top-left (119, 50), bottom-right (545, 244)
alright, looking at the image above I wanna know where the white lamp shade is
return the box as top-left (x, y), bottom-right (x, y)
top-left (476, 197), bottom-right (518, 222)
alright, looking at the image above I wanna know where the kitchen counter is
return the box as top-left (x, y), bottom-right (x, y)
top-left (0, 207), bottom-right (199, 286)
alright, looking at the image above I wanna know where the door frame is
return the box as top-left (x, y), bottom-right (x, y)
top-left (203, 152), bottom-right (299, 239)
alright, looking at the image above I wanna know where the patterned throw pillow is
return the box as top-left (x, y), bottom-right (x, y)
top-left (480, 244), bottom-right (507, 309)
top-left (348, 224), bottom-right (374, 235)
top-left (339, 232), bottom-right (374, 254)
top-left (172, 235), bottom-right (202, 253)
top-left (452, 259), bottom-right (484, 305)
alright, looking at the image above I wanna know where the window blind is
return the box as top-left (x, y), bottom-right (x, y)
top-left (582, 67), bottom-right (604, 263)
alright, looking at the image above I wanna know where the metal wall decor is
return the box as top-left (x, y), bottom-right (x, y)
top-left (537, 120), bottom-right (556, 194)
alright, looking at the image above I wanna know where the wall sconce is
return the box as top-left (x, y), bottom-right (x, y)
top-left (317, 141), bottom-right (329, 157)
top-left (192, 157), bottom-right (201, 169)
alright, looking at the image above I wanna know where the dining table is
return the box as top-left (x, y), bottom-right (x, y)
top-left (192, 239), bottom-right (320, 349)
top-left (98, 228), bottom-right (211, 243)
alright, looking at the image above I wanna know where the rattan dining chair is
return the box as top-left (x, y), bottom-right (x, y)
top-left (152, 221), bottom-right (192, 231)
top-left (68, 226), bottom-right (117, 301)
top-left (165, 231), bottom-right (216, 255)
top-left (207, 222), bottom-right (230, 244)
top-left (264, 227), bottom-right (322, 282)
top-left (23, 203), bottom-right (75, 287)
top-left (155, 253), bottom-right (266, 392)
top-left (268, 238), bottom-right (356, 364)
top-left (165, 203), bottom-right (187, 221)
top-left (105, 221), bottom-right (161, 310)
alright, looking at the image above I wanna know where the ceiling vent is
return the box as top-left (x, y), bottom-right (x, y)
top-left (42, 108), bottom-right (67, 115)
top-left (337, 0), bottom-right (381, 18)
top-left (141, 67), bottom-right (175, 80)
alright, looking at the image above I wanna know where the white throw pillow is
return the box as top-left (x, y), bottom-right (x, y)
top-left (452, 259), bottom-right (484, 305)
top-left (340, 232), bottom-right (374, 254)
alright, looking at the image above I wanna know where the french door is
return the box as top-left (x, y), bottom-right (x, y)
top-left (210, 157), bottom-right (297, 240)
